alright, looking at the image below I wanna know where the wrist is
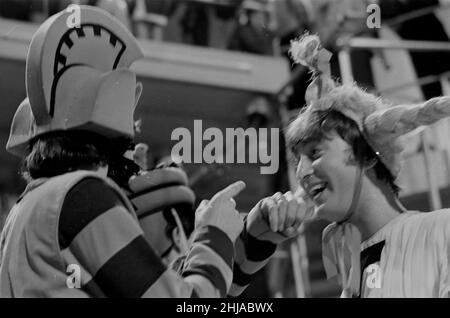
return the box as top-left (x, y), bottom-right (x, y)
top-left (241, 221), bottom-right (277, 260)
top-left (246, 200), bottom-right (271, 238)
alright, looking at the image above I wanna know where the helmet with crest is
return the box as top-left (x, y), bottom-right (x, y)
top-left (7, 5), bottom-right (144, 157)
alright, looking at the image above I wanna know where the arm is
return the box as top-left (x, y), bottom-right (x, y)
top-left (59, 178), bottom-right (235, 297)
top-left (228, 216), bottom-right (277, 297)
top-left (228, 191), bottom-right (310, 297)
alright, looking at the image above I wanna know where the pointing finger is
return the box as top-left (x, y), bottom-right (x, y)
top-left (211, 181), bottom-right (246, 202)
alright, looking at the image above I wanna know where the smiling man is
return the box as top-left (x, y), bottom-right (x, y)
top-left (286, 35), bottom-right (450, 298)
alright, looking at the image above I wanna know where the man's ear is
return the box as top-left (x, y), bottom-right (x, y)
top-left (134, 81), bottom-right (143, 109)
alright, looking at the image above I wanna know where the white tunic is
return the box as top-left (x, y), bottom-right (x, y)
top-left (359, 210), bottom-right (450, 297)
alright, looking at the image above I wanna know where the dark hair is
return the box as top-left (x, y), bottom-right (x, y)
top-left (287, 109), bottom-right (400, 195)
top-left (23, 130), bottom-right (139, 188)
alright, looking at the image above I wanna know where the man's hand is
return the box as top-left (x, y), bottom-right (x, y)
top-left (247, 191), bottom-right (313, 244)
top-left (195, 181), bottom-right (246, 243)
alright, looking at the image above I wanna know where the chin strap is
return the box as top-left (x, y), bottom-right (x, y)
top-left (322, 165), bottom-right (364, 297)
top-left (170, 208), bottom-right (190, 256)
top-left (160, 209), bottom-right (191, 262)
top-left (338, 164), bottom-right (364, 224)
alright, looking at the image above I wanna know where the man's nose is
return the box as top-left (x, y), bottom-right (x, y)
top-left (296, 156), bottom-right (313, 182)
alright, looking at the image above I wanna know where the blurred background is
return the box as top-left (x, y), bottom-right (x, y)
top-left (1, 0), bottom-right (450, 298)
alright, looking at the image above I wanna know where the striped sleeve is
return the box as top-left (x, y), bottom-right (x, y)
top-left (228, 215), bottom-right (277, 297)
top-left (181, 226), bottom-right (235, 297)
top-left (58, 178), bottom-right (232, 298)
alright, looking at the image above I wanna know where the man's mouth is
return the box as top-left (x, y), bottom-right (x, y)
top-left (308, 182), bottom-right (328, 200)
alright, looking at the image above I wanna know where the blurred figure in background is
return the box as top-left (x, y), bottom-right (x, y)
top-left (128, 161), bottom-right (196, 268)
top-left (228, 0), bottom-right (275, 55)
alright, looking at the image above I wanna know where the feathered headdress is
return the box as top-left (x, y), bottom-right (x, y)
top-left (288, 34), bottom-right (450, 180)
top-left (289, 34), bottom-right (450, 298)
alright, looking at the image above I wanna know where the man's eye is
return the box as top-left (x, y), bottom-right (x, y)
top-left (310, 148), bottom-right (321, 160)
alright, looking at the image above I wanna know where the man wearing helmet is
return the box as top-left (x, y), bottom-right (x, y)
top-left (0, 6), bottom-right (309, 298)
